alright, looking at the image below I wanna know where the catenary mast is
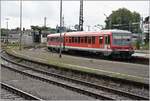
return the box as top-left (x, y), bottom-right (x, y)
top-left (79, 0), bottom-right (83, 31)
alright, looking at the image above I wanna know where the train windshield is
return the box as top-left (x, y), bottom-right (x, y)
top-left (112, 33), bottom-right (131, 46)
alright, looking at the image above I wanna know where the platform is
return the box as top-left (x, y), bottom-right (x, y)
top-left (6, 48), bottom-right (149, 84)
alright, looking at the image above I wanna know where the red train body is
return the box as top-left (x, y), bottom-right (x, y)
top-left (47, 30), bottom-right (134, 58)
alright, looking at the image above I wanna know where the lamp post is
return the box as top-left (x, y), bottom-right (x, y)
top-left (5, 18), bottom-right (9, 45)
top-left (141, 17), bottom-right (144, 45)
top-left (59, 0), bottom-right (62, 58)
top-left (19, 0), bottom-right (22, 50)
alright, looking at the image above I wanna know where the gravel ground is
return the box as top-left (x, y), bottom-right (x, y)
top-left (1, 89), bottom-right (25, 100)
top-left (14, 48), bottom-right (149, 79)
top-left (1, 67), bottom-right (94, 100)
top-left (1, 52), bottom-right (149, 99)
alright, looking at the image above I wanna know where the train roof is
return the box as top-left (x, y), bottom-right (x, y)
top-left (47, 29), bottom-right (131, 37)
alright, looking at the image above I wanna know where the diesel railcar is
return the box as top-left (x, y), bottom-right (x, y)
top-left (47, 30), bottom-right (134, 58)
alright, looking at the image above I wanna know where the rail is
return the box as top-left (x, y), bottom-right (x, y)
top-left (1, 53), bottom-right (149, 100)
top-left (1, 82), bottom-right (43, 100)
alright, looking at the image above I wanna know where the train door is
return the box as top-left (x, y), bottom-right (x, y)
top-left (99, 36), bottom-right (103, 48)
top-left (104, 35), bottom-right (110, 49)
top-left (63, 33), bottom-right (66, 50)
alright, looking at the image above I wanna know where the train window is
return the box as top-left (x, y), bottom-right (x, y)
top-left (92, 36), bottom-right (95, 44)
top-left (105, 35), bottom-right (110, 44)
top-left (56, 37), bottom-right (58, 42)
top-left (78, 37), bottom-right (80, 43)
top-left (67, 37), bottom-right (69, 43)
top-left (81, 37), bottom-right (84, 43)
top-left (51, 37), bottom-right (54, 42)
top-left (88, 37), bottom-right (91, 44)
top-left (99, 36), bottom-right (103, 44)
top-left (66, 38), bottom-right (68, 43)
top-left (72, 37), bottom-right (74, 43)
top-left (50, 38), bottom-right (52, 41)
top-left (69, 37), bottom-right (71, 43)
top-left (75, 37), bottom-right (77, 43)
top-left (85, 36), bottom-right (87, 43)
top-left (108, 36), bottom-right (110, 44)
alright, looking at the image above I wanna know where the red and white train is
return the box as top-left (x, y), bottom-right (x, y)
top-left (47, 30), bottom-right (134, 58)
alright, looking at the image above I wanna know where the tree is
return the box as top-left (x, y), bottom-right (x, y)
top-left (105, 8), bottom-right (141, 33)
top-left (1, 28), bottom-right (9, 36)
top-left (31, 25), bottom-right (57, 33)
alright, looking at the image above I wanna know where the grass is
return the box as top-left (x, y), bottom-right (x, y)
top-left (142, 42), bottom-right (149, 50)
top-left (132, 41), bottom-right (149, 50)
top-left (6, 47), bottom-right (149, 84)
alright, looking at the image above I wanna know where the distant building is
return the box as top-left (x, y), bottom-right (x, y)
top-left (143, 16), bottom-right (150, 42)
top-left (32, 30), bottom-right (51, 43)
top-left (1, 29), bottom-right (34, 46)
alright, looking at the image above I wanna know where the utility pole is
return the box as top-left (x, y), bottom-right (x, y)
top-left (59, 0), bottom-right (62, 58)
top-left (62, 15), bottom-right (65, 32)
top-left (44, 17), bottom-right (47, 27)
top-left (19, 0), bottom-right (22, 50)
top-left (141, 17), bottom-right (144, 45)
top-left (5, 18), bottom-right (9, 45)
top-left (79, 0), bottom-right (83, 31)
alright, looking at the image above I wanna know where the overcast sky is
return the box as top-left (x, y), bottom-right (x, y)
top-left (1, 0), bottom-right (149, 30)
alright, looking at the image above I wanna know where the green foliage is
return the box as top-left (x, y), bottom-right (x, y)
top-left (136, 40), bottom-right (140, 49)
top-left (105, 8), bottom-right (141, 33)
top-left (1, 28), bottom-right (8, 36)
top-left (142, 42), bottom-right (149, 50)
top-left (31, 25), bottom-right (57, 33)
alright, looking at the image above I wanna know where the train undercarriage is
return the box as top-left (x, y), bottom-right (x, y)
top-left (47, 46), bottom-right (134, 59)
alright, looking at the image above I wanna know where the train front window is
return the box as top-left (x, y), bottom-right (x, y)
top-left (112, 33), bottom-right (131, 46)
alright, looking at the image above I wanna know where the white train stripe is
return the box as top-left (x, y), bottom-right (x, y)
top-left (47, 45), bottom-right (112, 52)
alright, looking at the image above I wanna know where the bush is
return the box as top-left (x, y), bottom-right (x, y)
top-left (136, 40), bottom-right (140, 49)
top-left (142, 42), bottom-right (149, 50)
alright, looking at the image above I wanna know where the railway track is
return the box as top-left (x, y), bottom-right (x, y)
top-left (1, 64), bottom-right (113, 100)
top-left (1, 82), bottom-right (43, 100)
top-left (1, 52), bottom-right (149, 100)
